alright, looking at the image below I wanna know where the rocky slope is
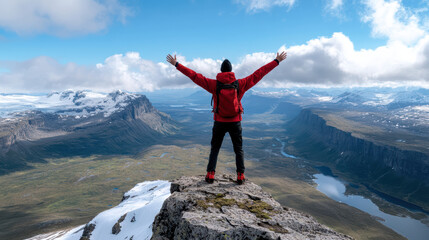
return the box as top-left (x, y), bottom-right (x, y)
top-left (29, 175), bottom-right (351, 240)
top-left (152, 175), bottom-right (351, 240)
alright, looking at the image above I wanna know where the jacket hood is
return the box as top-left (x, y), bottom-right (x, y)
top-left (221, 59), bottom-right (232, 72)
top-left (216, 72), bottom-right (236, 84)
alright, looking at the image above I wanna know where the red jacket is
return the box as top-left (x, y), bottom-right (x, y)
top-left (177, 60), bottom-right (279, 122)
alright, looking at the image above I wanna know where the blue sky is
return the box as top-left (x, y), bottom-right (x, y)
top-left (0, 0), bottom-right (384, 64)
top-left (0, 0), bottom-right (429, 92)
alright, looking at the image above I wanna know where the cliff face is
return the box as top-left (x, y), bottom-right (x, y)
top-left (0, 127), bottom-right (17, 153)
top-left (152, 175), bottom-right (351, 240)
top-left (291, 109), bottom-right (429, 183)
top-left (0, 113), bottom-right (44, 154)
top-left (110, 95), bottom-right (176, 134)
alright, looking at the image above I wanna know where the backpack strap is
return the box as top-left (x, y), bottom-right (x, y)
top-left (232, 80), bottom-right (239, 98)
top-left (232, 81), bottom-right (242, 114)
top-left (214, 81), bottom-right (222, 113)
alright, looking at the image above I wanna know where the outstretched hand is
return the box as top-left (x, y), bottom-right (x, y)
top-left (166, 54), bottom-right (177, 66)
top-left (276, 51), bottom-right (287, 63)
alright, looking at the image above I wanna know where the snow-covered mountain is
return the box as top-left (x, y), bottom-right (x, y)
top-left (0, 90), bottom-right (177, 174)
top-left (26, 180), bottom-right (171, 240)
top-left (331, 92), bottom-right (365, 106)
top-left (0, 90), bottom-right (139, 118)
top-left (391, 88), bottom-right (429, 104)
top-left (325, 88), bottom-right (429, 107)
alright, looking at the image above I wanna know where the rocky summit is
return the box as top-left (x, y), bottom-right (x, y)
top-left (152, 174), bottom-right (352, 240)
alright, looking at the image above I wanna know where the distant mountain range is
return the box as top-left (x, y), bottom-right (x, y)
top-left (0, 90), bottom-right (177, 174)
top-left (249, 87), bottom-right (429, 107)
top-left (248, 88), bottom-right (429, 134)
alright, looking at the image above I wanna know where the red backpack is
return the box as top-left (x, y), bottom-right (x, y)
top-left (212, 80), bottom-right (242, 117)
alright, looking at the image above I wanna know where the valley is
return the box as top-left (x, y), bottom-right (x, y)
top-left (1, 88), bottom-right (428, 240)
top-left (0, 110), bottom-right (405, 240)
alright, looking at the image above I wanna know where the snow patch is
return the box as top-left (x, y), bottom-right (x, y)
top-left (412, 105), bottom-right (429, 112)
top-left (317, 96), bottom-right (333, 102)
top-left (30, 180), bottom-right (171, 240)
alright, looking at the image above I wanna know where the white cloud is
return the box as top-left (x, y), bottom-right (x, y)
top-left (325, 0), bottom-right (344, 17)
top-left (236, 34), bottom-right (350, 87)
top-left (0, 53), bottom-right (221, 93)
top-left (233, 32), bottom-right (429, 88)
top-left (363, 0), bottom-right (427, 45)
top-left (0, 0), bottom-right (130, 36)
top-left (1, 32), bottom-right (429, 93)
top-left (235, 0), bottom-right (296, 12)
top-left (327, 0), bottom-right (343, 10)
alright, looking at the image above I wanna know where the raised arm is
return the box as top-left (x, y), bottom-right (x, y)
top-left (239, 51), bottom-right (287, 93)
top-left (166, 54), bottom-right (215, 93)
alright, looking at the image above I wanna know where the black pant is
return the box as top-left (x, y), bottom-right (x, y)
top-left (207, 121), bottom-right (244, 173)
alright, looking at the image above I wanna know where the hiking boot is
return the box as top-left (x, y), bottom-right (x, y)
top-left (237, 172), bottom-right (245, 185)
top-left (205, 171), bottom-right (215, 183)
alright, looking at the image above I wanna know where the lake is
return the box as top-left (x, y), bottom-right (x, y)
top-left (313, 173), bottom-right (429, 240)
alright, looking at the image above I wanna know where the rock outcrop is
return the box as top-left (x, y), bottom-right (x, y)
top-left (152, 175), bottom-right (352, 240)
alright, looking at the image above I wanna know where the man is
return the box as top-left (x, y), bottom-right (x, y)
top-left (166, 51), bottom-right (287, 184)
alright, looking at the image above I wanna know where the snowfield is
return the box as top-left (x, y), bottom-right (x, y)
top-left (26, 180), bottom-right (171, 240)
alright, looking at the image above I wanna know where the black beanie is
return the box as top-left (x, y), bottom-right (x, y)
top-left (221, 59), bottom-right (232, 72)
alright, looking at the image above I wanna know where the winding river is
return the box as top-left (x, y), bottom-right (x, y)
top-left (274, 138), bottom-right (297, 159)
